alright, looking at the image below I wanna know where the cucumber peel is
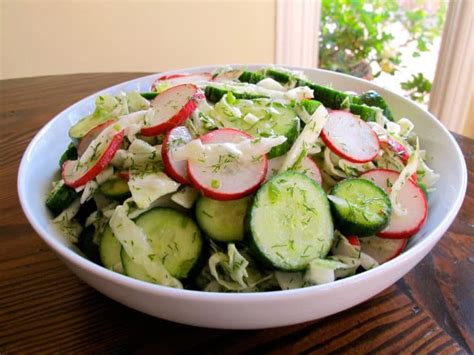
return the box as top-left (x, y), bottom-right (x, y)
top-left (247, 172), bottom-right (334, 271)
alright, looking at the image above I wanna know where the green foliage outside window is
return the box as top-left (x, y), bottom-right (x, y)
top-left (319, 0), bottom-right (447, 103)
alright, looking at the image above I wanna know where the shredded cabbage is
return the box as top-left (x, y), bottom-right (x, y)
top-left (80, 180), bottom-right (98, 204)
top-left (279, 105), bottom-right (328, 172)
top-left (360, 252), bottom-right (379, 270)
top-left (95, 166), bottom-right (114, 185)
top-left (390, 139), bottom-right (420, 216)
top-left (304, 258), bottom-right (348, 285)
top-left (53, 198), bottom-right (82, 243)
top-left (208, 244), bottom-right (271, 291)
top-left (173, 136), bottom-right (286, 165)
top-left (275, 272), bottom-right (305, 290)
top-left (128, 170), bottom-right (180, 209)
top-left (171, 186), bottom-right (199, 209)
top-left (109, 204), bottom-right (182, 288)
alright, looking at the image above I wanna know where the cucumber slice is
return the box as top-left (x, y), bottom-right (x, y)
top-left (127, 208), bottom-right (203, 279)
top-left (195, 196), bottom-right (250, 242)
top-left (121, 247), bottom-right (154, 282)
top-left (99, 226), bottom-right (124, 273)
top-left (69, 114), bottom-right (115, 140)
top-left (329, 178), bottom-right (392, 237)
top-left (349, 103), bottom-right (380, 122)
top-left (359, 90), bottom-right (394, 121)
top-left (45, 181), bottom-right (78, 215)
top-left (59, 143), bottom-right (78, 167)
top-left (265, 69), bottom-right (291, 84)
top-left (300, 99), bottom-right (321, 115)
top-left (211, 99), bottom-right (300, 159)
top-left (296, 79), bottom-right (362, 109)
top-left (238, 71), bottom-right (266, 84)
top-left (140, 92), bottom-right (159, 100)
top-left (205, 86), bottom-right (268, 103)
top-left (247, 172), bottom-right (334, 271)
top-left (99, 178), bottom-right (131, 201)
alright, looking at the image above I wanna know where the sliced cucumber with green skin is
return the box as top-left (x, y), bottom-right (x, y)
top-left (45, 181), bottom-right (78, 215)
top-left (195, 196), bottom-right (250, 242)
top-left (140, 92), bottom-right (159, 100)
top-left (300, 99), bottom-right (321, 115)
top-left (205, 86), bottom-right (268, 103)
top-left (329, 178), bottom-right (392, 237)
top-left (296, 79), bottom-right (362, 109)
top-left (349, 103), bottom-right (379, 122)
top-left (359, 90), bottom-right (394, 121)
top-left (99, 226), bottom-right (124, 273)
top-left (212, 100), bottom-right (300, 159)
top-left (69, 114), bottom-right (115, 140)
top-left (265, 69), bottom-right (291, 84)
top-left (59, 143), bottom-right (78, 167)
top-left (99, 178), bottom-right (131, 201)
top-left (121, 247), bottom-right (154, 282)
top-left (254, 104), bottom-right (299, 159)
top-left (247, 172), bottom-right (334, 271)
top-left (132, 208), bottom-right (203, 279)
top-left (238, 71), bottom-right (266, 84)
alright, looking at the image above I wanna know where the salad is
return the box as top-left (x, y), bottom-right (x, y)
top-left (45, 66), bottom-right (439, 292)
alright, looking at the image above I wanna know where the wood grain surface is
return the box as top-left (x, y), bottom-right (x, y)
top-left (1, 74), bottom-right (472, 354)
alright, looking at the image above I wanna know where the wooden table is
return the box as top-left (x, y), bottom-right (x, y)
top-left (1, 73), bottom-right (472, 354)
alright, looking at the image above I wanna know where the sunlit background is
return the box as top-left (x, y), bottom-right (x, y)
top-left (1, 0), bottom-right (472, 137)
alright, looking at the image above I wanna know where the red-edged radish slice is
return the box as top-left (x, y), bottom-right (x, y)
top-left (381, 137), bottom-right (410, 164)
top-left (361, 168), bottom-right (427, 239)
top-left (77, 119), bottom-right (115, 156)
top-left (300, 156), bottom-right (322, 185)
top-left (321, 110), bottom-right (380, 163)
top-left (62, 130), bottom-right (124, 188)
top-left (162, 126), bottom-right (193, 184)
top-left (151, 72), bottom-right (212, 91)
top-left (141, 84), bottom-right (202, 136)
top-left (346, 235), bottom-right (360, 247)
top-left (187, 128), bottom-right (268, 201)
top-left (118, 170), bottom-right (129, 181)
top-left (158, 73), bottom-right (189, 81)
top-left (213, 69), bottom-right (244, 82)
top-left (359, 235), bottom-right (407, 264)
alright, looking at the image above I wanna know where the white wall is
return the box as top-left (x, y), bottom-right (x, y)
top-left (1, 0), bottom-right (276, 79)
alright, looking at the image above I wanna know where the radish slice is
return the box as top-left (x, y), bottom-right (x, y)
top-left (299, 156), bottom-right (322, 185)
top-left (151, 73), bottom-right (212, 91)
top-left (141, 84), bottom-right (202, 136)
top-left (63, 130), bottom-right (124, 188)
top-left (381, 137), bottom-right (410, 163)
top-left (162, 126), bottom-right (193, 184)
top-left (157, 73), bottom-right (189, 81)
top-left (346, 235), bottom-right (360, 247)
top-left (118, 170), bottom-right (129, 181)
top-left (187, 128), bottom-right (268, 201)
top-left (77, 120), bottom-right (115, 156)
top-left (361, 169), bottom-right (427, 239)
top-left (359, 235), bottom-right (407, 264)
top-left (321, 110), bottom-right (380, 163)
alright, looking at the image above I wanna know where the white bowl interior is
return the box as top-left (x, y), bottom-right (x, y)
top-left (18, 65), bottom-right (467, 329)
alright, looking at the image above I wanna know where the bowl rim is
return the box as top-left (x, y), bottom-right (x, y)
top-left (17, 64), bottom-right (468, 302)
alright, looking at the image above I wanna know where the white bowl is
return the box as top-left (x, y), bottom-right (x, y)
top-left (18, 65), bottom-right (467, 329)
